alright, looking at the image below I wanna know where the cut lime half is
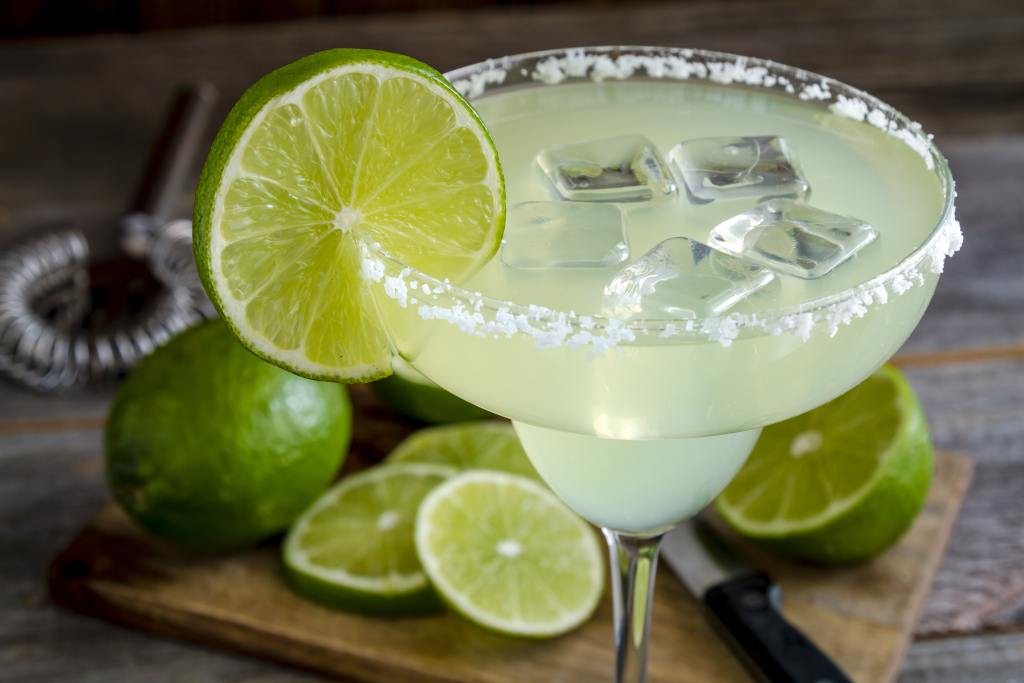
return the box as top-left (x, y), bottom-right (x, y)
top-left (415, 471), bottom-right (604, 637)
top-left (283, 462), bottom-right (455, 615)
top-left (716, 365), bottom-right (933, 564)
top-left (194, 49), bottom-right (504, 382)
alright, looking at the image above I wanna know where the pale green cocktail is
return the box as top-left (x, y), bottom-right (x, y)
top-left (363, 47), bottom-right (960, 683)
top-left (368, 56), bottom-right (952, 529)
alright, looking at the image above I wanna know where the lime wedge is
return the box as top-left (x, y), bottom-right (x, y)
top-left (283, 462), bottom-right (455, 615)
top-left (716, 365), bottom-right (934, 564)
top-left (194, 49), bottom-right (504, 382)
top-left (372, 357), bottom-right (492, 423)
top-left (387, 421), bottom-right (541, 481)
top-left (415, 471), bottom-right (604, 637)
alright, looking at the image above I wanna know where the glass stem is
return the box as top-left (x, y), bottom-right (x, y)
top-left (603, 528), bottom-right (665, 683)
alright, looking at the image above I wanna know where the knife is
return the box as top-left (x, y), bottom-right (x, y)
top-left (661, 516), bottom-right (853, 683)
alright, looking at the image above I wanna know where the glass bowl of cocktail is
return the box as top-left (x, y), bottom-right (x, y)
top-left (195, 46), bottom-right (960, 683)
top-left (363, 46), bottom-right (961, 681)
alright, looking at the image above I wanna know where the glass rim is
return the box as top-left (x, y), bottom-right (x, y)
top-left (363, 45), bottom-right (960, 342)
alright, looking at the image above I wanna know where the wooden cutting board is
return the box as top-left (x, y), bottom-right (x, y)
top-left (49, 385), bottom-right (973, 683)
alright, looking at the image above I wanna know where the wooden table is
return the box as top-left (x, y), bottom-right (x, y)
top-left (2, 2), bottom-right (1023, 681)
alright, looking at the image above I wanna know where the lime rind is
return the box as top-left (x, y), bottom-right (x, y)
top-left (283, 560), bottom-right (444, 616)
top-left (283, 461), bottom-right (456, 614)
top-left (194, 49), bottom-right (504, 383)
top-left (415, 470), bottom-right (604, 637)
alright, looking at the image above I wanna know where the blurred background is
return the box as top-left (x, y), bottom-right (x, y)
top-left (1, 2), bottom-right (1022, 682)
top-left (4, 1), bottom-right (606, 36)
top-left (2, 0), bottom-right (1021, 248)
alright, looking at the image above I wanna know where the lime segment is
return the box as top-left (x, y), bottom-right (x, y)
top-left (716, 365), bottom-right (933, 564)
top-left (387, 421), bottom-right (541, 481)
top-left (283, 462), bottom-right (455, 615)
top-left (415, 471), bottom-right (604, 637)
top-left (194, 49), bottom-right (504, 382)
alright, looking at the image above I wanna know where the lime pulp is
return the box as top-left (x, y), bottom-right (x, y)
top-left (415, 470), bottom-right (604, 637)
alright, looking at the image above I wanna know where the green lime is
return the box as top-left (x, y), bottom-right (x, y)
top-left (716, 365), bottom-right (933, 564)
top-left (193, 48), bottom-right (504, 383)
top-left (284, 462), bottom-right (455, 615)
top-left (372, 357), bottom-right (491, 423)
top-left (105, 319), bottom-right (351, 553)
top-left (387, 421), bottom-right (541, 481)
top-left (415, 471), bottom-right (604, 637)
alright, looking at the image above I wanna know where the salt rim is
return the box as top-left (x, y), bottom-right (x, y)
top-left (364, 46), bottom-right (962, 352)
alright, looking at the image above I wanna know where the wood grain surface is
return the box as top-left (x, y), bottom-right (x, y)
top-left (2, 1), bottom-right (1023, 681)
top-left (46, 425), bottom-right (972, 683)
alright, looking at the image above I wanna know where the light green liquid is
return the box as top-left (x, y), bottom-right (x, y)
top-left (371, 79), bottom-right (944, 532)
top-left (466, 81), bottom-right (941, 314)
top-left (515, 422), bottom-right (759, 532)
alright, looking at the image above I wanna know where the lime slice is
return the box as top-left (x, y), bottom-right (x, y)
top-left (283, 462), bottom-right (455, 615)
top-left (716, 365), bottom-right (934, 564)
top-left (372, 357), bottom-right (491, 423)
top-left (194, 49), bottom-right (504, 382)
top-left (387, 421), bottom-right (541, 481)
top-left (415, 471), bottom-right (604, 637)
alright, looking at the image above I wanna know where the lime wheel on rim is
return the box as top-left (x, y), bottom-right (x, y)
top-left (194, 49), bottom-right (504, 382)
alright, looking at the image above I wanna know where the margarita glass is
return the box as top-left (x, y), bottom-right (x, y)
top-left (363, 47), bottom-right (960, 682)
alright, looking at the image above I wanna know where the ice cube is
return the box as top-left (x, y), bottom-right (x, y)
top-left (536, 135), bottom-right (676, 202)
top-left (501, 202), bottom-right (629, 269)
top-left (709, 199), bottom-right (878, 279)
top-left (603, 237), bottom-right (774, 319)
top-left (668, 136), bottom-right (809, 204)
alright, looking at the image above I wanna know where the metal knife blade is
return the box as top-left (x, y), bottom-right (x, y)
top-left (661, 514), bottom-right (753, 595)
top-left (661, 516), bottom-right (853, 683)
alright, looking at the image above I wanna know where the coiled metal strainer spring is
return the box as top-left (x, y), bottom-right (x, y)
top-left (0, 84), bottom-right (218, 392)
top-left (0, 229), bottom-right (210, 392)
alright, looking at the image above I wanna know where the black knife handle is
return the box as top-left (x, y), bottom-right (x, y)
top-left (704, 573), bottom-right (853, 683)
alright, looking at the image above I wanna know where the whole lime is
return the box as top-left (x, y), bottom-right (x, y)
top-left (105, 319), bottom-right (351, 552)
top-left (372, 357), bottom-right (491, 424)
